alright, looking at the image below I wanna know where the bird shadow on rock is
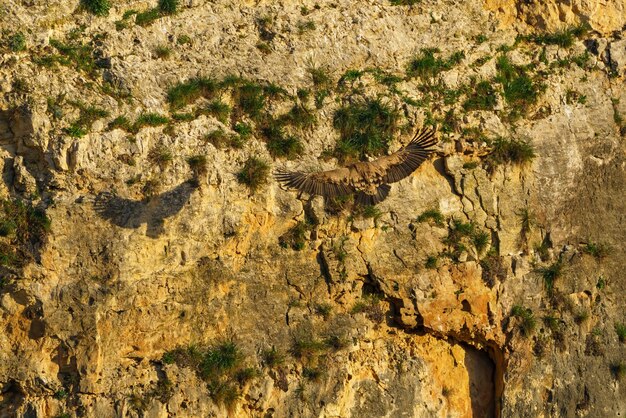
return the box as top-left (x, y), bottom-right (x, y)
top-left (93, 180), bottom-right (199, 238)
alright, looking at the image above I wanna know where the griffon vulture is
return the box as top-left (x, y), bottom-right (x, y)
top-left (275, 127), bottom-right (437, 205)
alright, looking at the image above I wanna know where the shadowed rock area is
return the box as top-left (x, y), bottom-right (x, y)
top-left (0, 0), bottom-right (625, 417)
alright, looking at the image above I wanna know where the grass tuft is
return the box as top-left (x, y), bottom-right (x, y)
top-left (158, 0), bottom-right (178, 14)
top-left (416, 209), bottom-right (445, 226)
top-left (154, 45), bottom-right (171, 59)
top-left (511, 305), bottom-right (536, 337)
top-left (521, 24), bottom-right (589, 48)
top-left (485, 137), bottom-right (535, 169)
top-left (148, 145), bottom-right (173, 169)
top-left (425, 255), bottom-right (438, 269)
top-left (463, 81), bottom-right (497, 111)
top-left (81, 0), bottom-right (110, 16)
top-left (187, 155), bottom-right (207, 177)
top-left (167, 77), bottom-right (218, 110)
top-left (279, 221), bottom-right (308, 251)
top-left (135, 8), bottom-right (161, 26)
top-left (406, 48), bottom-right (464, 80)
top-left (204, 100), bottom-right (231, 123)
top-left (8, 32), bottom-right (26, 52)
top-left (237, 157), bottom-right (269, 192)
top-left (333, 97), bottom-right (399, 161)
top-left (261, 347), bottom-right (285, 368)
top-left (134, 113), bottom-right (169, 128)
top-left (582, 242), bottom-right (611, 259)
top-left (0, 199), bottom-right (51, 268)
top-left (495, 56), bottom-right (543, 119)
top-left (538, 259), bottom-right (562, 294)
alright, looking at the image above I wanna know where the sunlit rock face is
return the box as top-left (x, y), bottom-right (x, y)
top-left (0, 0), bottom-right (625, 417)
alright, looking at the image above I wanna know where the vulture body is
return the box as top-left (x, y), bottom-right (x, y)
top-left (275, 127), bottom-right (437, 205)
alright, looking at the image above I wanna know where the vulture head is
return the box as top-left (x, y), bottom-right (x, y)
top-left (275, 127), bottom-right (438, 206)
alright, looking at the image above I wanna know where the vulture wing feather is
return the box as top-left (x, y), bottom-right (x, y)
top-left (275, 167), bottom-right (355, 198)
top-left (375, 127), bottom-right (438, 184)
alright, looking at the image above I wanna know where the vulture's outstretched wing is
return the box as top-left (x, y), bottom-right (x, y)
top-left (375, 127), bottom-right (438, 184)
top-left (274, 167), bottom-right (356, 199)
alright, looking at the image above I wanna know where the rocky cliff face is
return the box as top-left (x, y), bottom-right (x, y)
top-left (1, 0), bottom-right (625, 417)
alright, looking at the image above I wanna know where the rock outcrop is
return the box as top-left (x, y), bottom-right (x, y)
top-left (0, 1), bottom-right (625, 417)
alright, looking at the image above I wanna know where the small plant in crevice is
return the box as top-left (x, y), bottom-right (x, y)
top-left (610, 362), bottom-right (626, 381)
top-left (350, 294), bottom-right (384, 324)
top-left (172, 112), bottom-right (195, 122)
top-left (406, 48), bottom-right (464, 80)
top-left (256, 15), bottom-right (276, 42)
top-left (308, 66), bottom-right (332, 109)
top-left (0, 198), bottom-right (51, 269)
top-left (236, 157), bottom-right (270, 192)
top-left (480, 250), bottom-right (507, 287)
top-left (107, 115), bottom-right (132, 131)
top-left (134, 113), bottom-right (169, 129)
top-left (173, 35), bottom-right (191, 46)
top-left (186, 155), bottom-right (207, 177)
top-left (167, 77), bottom-right (218, 110)
top-left (297, 20), bottom-right (316, 34)
top-left (256, 41), bottom-right (271, 54)
top-left (203, 100), bottom-right (231, 124)
top-left (261, 347), bottom-right (285, 368)
top-left (351, 205), bottom-right (382, 222)
top-left (582, 242), bottom-right (611, 260)
top-left (7, 32), bottom-right (26, 52)
top-left (484, 137), bottom-right (535, 170)
top-left (565, 89), bottom-right (586, 105)
top-left (233, 122), bottom-right (253, 139)
top-left (615, 322), bottom-right (626, 343)
top-left (280, 104), bottom-right (316, 129)
top-left (494, 55), bottom-right (544, 120)
top-left (205, 129), bottom-right (246, 150)
top-left (148, 145), bottom-right (173, 169)
top-left (154, 45), bottom-right (172, 59)
top-left (463, 80), bottom-right (497, 111)
top-left (519, 24), bottom-right (589, 48)
top-left (81, 0), bottom-right (111, 16)
top-left (44, 38), bottom-right (98, 78)
top-left (163, 340), bottom-right (256, 408)
top-left (302, 367), bottom-right (323, 381)
top-left (517, 207), bottom-right (535, 243)
top-left (333, 97), bottom-right (400, 162)
top-left (415, 209), bottom-right (445, 227)
top-left (425, 255), bottom-right (438, 269)
top-left (64, 101), bottom-right (110, 137)
top-left (279, 221), bottom-right (309, 251)
top-left (573, 309), bottom-right (589, 325)
top-left (543, 314), bottom-right (561, 332)
top-left (442, 219), bottom-right (490, 260)
top-left (510, 305), bottom-right (536, 337)
top-left (314, 303), bottom-right (333, 320)
top-left (537, 259), bottom-right (562, 295)
top-left (472, 230), bottom-right (490, 253)
top-left (290, 334), bottom-right (328, 360)
top-left (158, 0), bottom-right (178, 14)
top-left (260, 119), bottom-right (304, 160)
top-left (53, 388), bottom-right (68, 400)
top-left (534, 240), bottom-right (551, 262)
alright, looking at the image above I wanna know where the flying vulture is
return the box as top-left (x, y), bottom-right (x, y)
top-left (275, 127), bottom-right (437, 205)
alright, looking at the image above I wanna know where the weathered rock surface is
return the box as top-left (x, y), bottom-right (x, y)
top-left (0, 1), bottom-right (625, 417)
